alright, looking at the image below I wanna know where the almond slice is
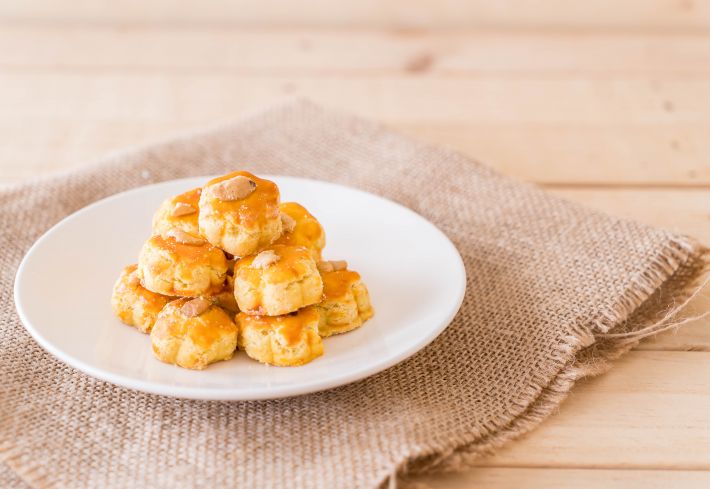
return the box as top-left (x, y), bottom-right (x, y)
top-left (317, 260), bottom-right (347, 273)
top-left (210, 176), bottom-right (256, 201)
top-left (317, 261), bottom-right (333, 273)
top-left (127, 272), bottom-right (141, 287)
top-left (165, 228), bottom-right (205, 246)
top-left (180, 297), bottom-right (212, 317)
top-left (171, 202), bottom-right (196, 217)
top-left (331, 260), bottom-right (348, 271)
top-left (280, 212), bottom-right (297, 233)
top-left (252, 250), bottom-right (280, 269)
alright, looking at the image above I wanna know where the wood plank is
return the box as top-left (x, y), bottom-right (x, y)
top-left (402, 124), bottom-right (710, 185)
top-left (0, 120), bottom-right (182, 181)
top-left (416, 467), bottom-right (710, 489)
top-left (2, 119), bottom-right (709, 185)
top-left (1, 0), bottom-right (710, 31)
top-left (2, 73), bottom-right (705, 125)
top-left (4, 26), bottom-right (710, 75)
top-left (1, 72), bottom-right (710, 183)
top-left (1, 25), bottom-right (710, 185)
top-left (473, 351), bottom-right (710, 469)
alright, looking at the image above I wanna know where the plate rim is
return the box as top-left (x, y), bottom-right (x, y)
top-left (14, 175), bottom-right (467, 400)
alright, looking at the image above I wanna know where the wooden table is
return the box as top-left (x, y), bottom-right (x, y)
top-left (2, 2), bottom-right (709, 487)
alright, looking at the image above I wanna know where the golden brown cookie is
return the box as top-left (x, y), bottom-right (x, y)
top-left (138, 232), bottom-right (228, 297)
top-left (317, 261), bottom-right (374, 337)
top-left (150, 297), bottom-right (238, 370)
top-left (272, 202), bottom-right (326, 260)
top-left (233, 244), bottom-right (323, 316)
top-left (237, 306), bottom-right (323, 366)
top-left (111, 264), bottom-right (171, 333)
top-left (151, 187), bottom-right (201, 238)
top-left (198, 171), bottom-right (282, 257)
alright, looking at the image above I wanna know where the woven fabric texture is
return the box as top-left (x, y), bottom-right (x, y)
top-left (0, 100), bottom-right (706, 489)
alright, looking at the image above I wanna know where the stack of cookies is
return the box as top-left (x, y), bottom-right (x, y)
top-left (111, 171), bottom-right (374, 369)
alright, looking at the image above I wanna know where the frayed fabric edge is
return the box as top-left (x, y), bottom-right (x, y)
top-left (383, 238), bottom-right (709, 489)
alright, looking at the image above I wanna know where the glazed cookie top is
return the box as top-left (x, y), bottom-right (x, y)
top-left (155, 298), bottom-right (236, 350)
top-left (320, 269), bottom-right (362, 301)
top-left (173, 187), bottom-right (202, 207)
top-left (237, 306), bottom-right (320, 347)
top-left (146, 233), bottom-right (225, 262)
top-left (167, 187), bottom-right (201, 222)
top-left (317, 260), bottom-right (361, 298)
top-left (202, 171), bottom-right (280, 228)
top-left (273, 202), bottom-right (325, 254)
top-left (152, 187), bottom-right (201, 237)
top-left (235, 244), bottom-right (317, 285)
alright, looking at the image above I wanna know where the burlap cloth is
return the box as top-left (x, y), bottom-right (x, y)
top-left (0, 100), bottom-right (707, 489)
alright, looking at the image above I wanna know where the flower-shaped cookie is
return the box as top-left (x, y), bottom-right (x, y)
top-left (138, 231), bottom-right (228, 297)
top-left (237, 306), bottom-right (323, 366)
top-left (316, 260), bottom-right (374, 337)
top-left (150, 297), bottom-right (238, 370)
top-left (233, 245), bottom-right (323, 316)
top-left (272, 202), bottom-right (326, 260)
top-left (111, 264), bottom-right (171, 333)
top-left (198, 171), bottom-right (282, 257)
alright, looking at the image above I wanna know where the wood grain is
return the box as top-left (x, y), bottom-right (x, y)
top-left (5, 119), bottom-right (710, 186)
top-left (419, 468), bottom-right (710, 489)
top-left (1, 71), bottom-right (709, 184)
top-left (1, 1), bottom-right (710, 30)
top-left (2, 73), bottom-right (704, 124)
top-left (4, 26), bottom-right (710, 75)
top-left (403, 124), bottom-right (710, 185)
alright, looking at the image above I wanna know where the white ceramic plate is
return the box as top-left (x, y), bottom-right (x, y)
top-left (15, 176), bottom-right (466, 400)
